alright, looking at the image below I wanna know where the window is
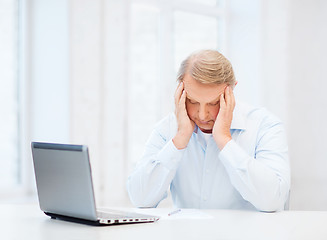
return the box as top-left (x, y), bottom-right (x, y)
top-left (127, 0), bottom-right (226, 170)
top-left (0, 0), bottom-right (20, 190)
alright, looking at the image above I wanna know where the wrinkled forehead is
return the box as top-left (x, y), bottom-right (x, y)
top-left (183, 74), bottom-right (226, 103)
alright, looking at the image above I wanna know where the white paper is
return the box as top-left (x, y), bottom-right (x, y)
top-left (133, 208), bottom-right (214, 220)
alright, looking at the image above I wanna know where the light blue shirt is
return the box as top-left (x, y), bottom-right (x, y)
top-left (127, 101), bottom-right (290, 211)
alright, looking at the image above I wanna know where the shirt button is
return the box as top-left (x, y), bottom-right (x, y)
top-left (206, 169), bottom-right (209, 174)
top-left (203, 197), bottom-right (207, 201)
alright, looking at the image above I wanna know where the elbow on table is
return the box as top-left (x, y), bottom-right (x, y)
top-left (254, 194), bottom-right (288, 212)
top-left (252, 179), bottom-right (290, 212)
top-left (256, 204), bottom-right (280, 213)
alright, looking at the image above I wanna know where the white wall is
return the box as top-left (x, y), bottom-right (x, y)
top-left (288, 0), bottom-right (327, 210)
top-left (258, 0), bottom-right (327, 210)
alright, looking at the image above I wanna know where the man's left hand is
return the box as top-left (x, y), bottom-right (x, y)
top-left (212, 86), bottom-right (235, 150)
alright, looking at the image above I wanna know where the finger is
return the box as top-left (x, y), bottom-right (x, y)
top-left (226, 86), bottom-right (235, 109)
top-left (174, 82), bottom-right (183, 101)
top-left (225, 86), bottom-right (232, 107)
top-left (174, 81), bottom-right (182, 95)
top-left (175, 82), bottom-right (184, 107)
top-left (220, 92), bottom-right (226, 110)
top-left (174, 83), bottom-right (182, 114)
top-left (230, 86), bottom-right (236, 109)
top-left (180, 90), bottom-right (187, 111)
top-left (226, 86), bottom-right (235, 112)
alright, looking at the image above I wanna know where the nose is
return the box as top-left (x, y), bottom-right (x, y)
top-left (198, 105), bottom-right (207, 121)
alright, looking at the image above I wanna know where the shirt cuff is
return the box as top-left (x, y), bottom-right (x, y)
top-left (219, 140), bottom-right (250, 170)
top-left (157, 139), bottom-right (185, 171)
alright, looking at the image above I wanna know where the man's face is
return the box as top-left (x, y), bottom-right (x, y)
top-left (183, 74), bottom-right (227, 134)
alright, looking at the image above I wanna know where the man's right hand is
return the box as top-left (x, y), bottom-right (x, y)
top-left (173, 82), bottom-right (195, 149)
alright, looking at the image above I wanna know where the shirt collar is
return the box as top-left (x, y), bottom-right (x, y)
top-left (194, 125), bottom-right (199, 134)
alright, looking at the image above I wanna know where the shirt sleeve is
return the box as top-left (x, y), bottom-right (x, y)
top-left (219, 121), bottom-right (290, 212)
top-left (126, 127), bottom-right (185, 208)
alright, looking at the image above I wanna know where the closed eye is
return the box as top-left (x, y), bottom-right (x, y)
top-left (209, 101), bottom-right (219, 106)
top-left (188, 99), bottom-right (198, 104)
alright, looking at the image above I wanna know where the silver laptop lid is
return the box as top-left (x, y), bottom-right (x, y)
top-left (31, 142), bottom-right (98, 221)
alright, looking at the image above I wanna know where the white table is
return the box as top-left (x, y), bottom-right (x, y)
top-left (1, 204), bottom-right (327, 240)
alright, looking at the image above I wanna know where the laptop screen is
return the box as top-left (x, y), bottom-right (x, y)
top-left (31, 142), bottom-right (98, 221)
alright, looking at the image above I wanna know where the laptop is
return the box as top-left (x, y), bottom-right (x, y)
top-left (31, 142), bottom-right (159, 225)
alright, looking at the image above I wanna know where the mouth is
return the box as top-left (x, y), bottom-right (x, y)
top-left (198, 120), bottom-right (210, 125)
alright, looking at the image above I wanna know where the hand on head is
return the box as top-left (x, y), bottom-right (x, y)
top-left (212, 86), bottom-right (235, 150)
top-left (173, 81), bottom-right (195, 150)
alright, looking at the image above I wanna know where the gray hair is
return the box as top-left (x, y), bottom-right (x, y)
top-left (177, 49), bottom-right (236, 86)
